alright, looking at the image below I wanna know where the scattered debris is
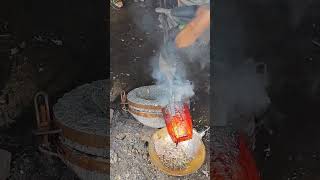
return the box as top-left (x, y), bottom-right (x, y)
top-left (157, 142), bottom-right (193, 170)
top-left (51, 39), bottom-right (63, 46)
top-left (202, 170), bottom-right (209, 177)
top-left (32, 34), bottom-right (64, 47)
top-left (10, 47), bottom-right (19, 55)
top-left (19, 41), bottom-right (26, 49)
top-left (110, 113), bottom-right (209, 179)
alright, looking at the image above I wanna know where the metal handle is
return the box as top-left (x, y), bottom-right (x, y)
top-left (120, 90), bottom-right (128, 112)
top-left (38, 146), bottom-right (62, 159)
top-left (199, 127), bottom-right (210, 138)
top-left (34, 91), bottom-right (51, 128)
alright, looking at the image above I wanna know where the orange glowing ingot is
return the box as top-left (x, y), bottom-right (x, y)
top-left (162, 102), bottom-right (193, 144)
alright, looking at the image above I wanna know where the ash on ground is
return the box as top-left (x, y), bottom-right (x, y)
top-left (110, 110), bottom-right (210, 180)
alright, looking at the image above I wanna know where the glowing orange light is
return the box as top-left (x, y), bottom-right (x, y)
top-left (162, 102), bottom-right (193, 144)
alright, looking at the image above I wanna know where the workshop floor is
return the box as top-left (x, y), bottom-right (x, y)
top-left (110, 1), bottom-right (210, 179)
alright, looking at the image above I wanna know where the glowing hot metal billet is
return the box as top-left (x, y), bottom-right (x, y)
top-left (162, 101), bottom-right (193, 144)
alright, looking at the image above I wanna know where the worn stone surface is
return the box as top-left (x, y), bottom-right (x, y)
top-left (54, 80), bottom-right (109, 157)
top-left (54, 80), bottom-right (108, 136)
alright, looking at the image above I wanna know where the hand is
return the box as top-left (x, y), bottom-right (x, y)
top-left (175, 5), bottom-right (210, 48)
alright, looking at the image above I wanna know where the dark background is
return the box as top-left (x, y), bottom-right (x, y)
top-left (212, 0), bottom-right (320, 179)
top-left (0, 0), bottom-right (107, 179)
top-left (0, 0), bottom-right (107, 84)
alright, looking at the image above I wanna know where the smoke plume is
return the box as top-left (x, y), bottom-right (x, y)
top-left (212, 60), bottom-right (270, 130)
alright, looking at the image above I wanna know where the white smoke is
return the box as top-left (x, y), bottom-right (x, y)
top-left (150, 44), bottom-right (196, 105)
top-left (212, 60), bottom-right (271, 128)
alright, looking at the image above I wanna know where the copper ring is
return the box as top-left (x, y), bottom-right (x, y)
top-left (128, 107), bottom-right (163, 118)
top-left (54, 119), bottom-right (109, 149)
top-left (61, 144), bottom-right (109, 174)
top-left (127, 100), bottom-right (163, 110)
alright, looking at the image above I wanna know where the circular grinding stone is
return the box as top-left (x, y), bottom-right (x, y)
top-left (53, 80), bottom-right (108, 157)
top-left (127, 85), bottom-right (169, 108)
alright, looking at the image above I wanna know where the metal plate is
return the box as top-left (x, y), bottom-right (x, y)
top-left (148, 128), bottom-right (206, 176)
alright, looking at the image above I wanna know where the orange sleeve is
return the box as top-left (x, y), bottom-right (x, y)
top-left (175, 5), bottom-right (210, 48)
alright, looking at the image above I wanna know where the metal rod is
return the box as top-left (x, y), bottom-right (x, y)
top-left (32, 129), bottom-right (62, 135)
top-left (312, 39), bottom-right (320, 47)
top-left (38, 146), bottom-right (62, 159)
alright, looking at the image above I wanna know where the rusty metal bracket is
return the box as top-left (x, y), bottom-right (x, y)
top-left (32, 129), bottom-right (62, 136)
top-left (33, 91), bottom-right (61, 146)
top-left (34, 92), bottom-right (51, 128)
top-left (38, 145), bottom-right (62, 159)
top-left (120, 90), bottom-right (128, 112)
top-left (32, 91), bottom-right (109, 174)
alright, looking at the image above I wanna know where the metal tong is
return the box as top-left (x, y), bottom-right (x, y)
top-left (156, 5), bottom-right (198, 24)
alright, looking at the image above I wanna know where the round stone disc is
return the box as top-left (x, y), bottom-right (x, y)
top-left (53, 80), bottom-right (108, 156)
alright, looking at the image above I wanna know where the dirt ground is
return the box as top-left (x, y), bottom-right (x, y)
top-left (110, 1), bottom-right (210, 179)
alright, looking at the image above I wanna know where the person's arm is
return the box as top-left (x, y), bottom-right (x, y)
top-left (175, 5), bottom-right (210, 48)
